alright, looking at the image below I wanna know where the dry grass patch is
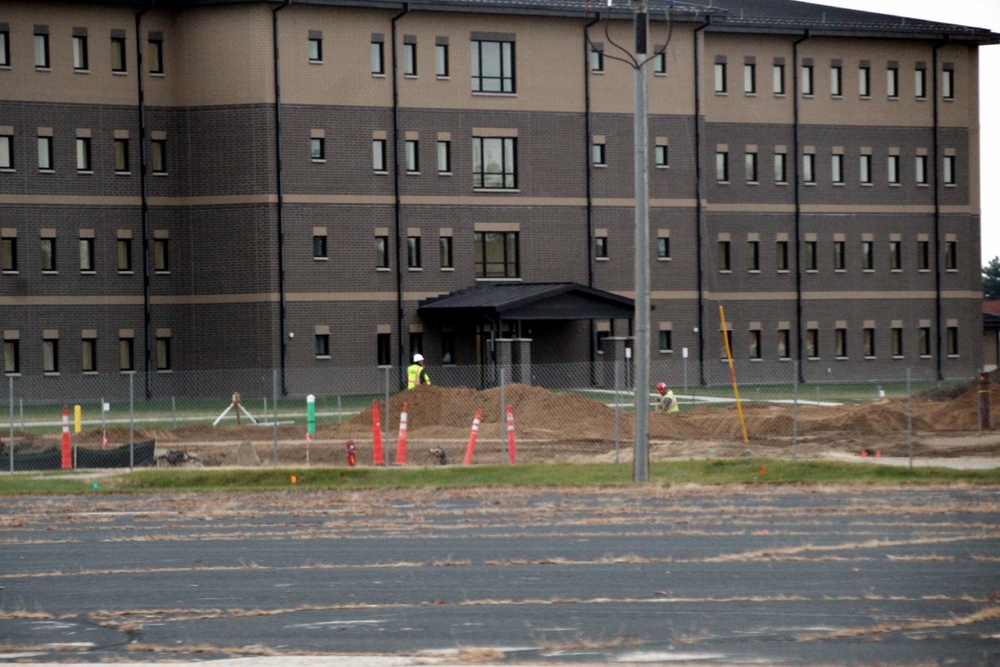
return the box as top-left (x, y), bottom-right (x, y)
top-left (797, 605), bottom-right (1000, 641)
top-left (0, 609), bottom-right (53, 620)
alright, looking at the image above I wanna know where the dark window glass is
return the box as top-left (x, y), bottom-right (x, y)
top-left (474, 231), bottom-right (519, 278)
top-left (471, 40), bottom-right (515, 93)
top-left (473, 137), bottom-right (516, 189)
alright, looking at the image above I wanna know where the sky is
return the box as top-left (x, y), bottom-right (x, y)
top-left (802, 0), bottom-right (1000, 265)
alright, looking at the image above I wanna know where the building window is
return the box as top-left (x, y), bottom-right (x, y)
top-left (889, 241), bottom-right (902, 270)
top-left (471, 39), bottom-right (515, 93)
top-left (919, 326), bottom-right (932, 357)
top-left (590, 45), bottom-right (604, 73)
top-left (474, 231), bottom-right (519, 279)
top-left (803, 153), bottom-right (815, 183)
top-left (440, 234), bottom-right (453, 269)
top-left (915, 66), bottom-right (927, 99)
top-left (76, 137), bottom-right (92, 172)
top-left (310, 137), bottom-right (325, 161)
top-left (777, 328), bottom-right (790, 359)
top-left (863, 328), bottom-right (876, 358)
top-left (773, 63), bottom-right (785, 94)
top-left (315, 333), bottom-right (330, 358)
top-left (835, 328), bottom-right (847, 358)
top-left (776, 240), bottom-right (788, 271)
top-left (716, 151), bottom-right (728, 182)
top-left (82, 337), bottom-right (97, 373)
top-left (441, 332), bottom-right (455, 364)
top-left (1, 235), bottom-right (16, 272)
top-left (654, 51), bottom-right (666, 74)
top-left (831, 153), bottom-right (844, 184)
top-left (714, 62), bottom-right (726, 93)
top-left (308, 36), bottom-right (322, 63)
top-left (719, 329), bottom-right (733, 359)
top-left (119, 336), bottom-right (134, 371)
top-left (0, 28), bottom-right (9, 67)
top-left (806, 328), bottom-right (819, 359)
top-left (655, 144), bottom-right (668, 167)
top-left (437, 140), bottom-right (451, 173)
top-left (748, 331), bottom-right (762, 359)
top-left (376, 235), bottom-right (389, 269)
top-left (830, 65), bottom-right (842, 96)
top-left (436, 42), bottom-right (449, 77)
top-left (371, 38), bottom-right (384, 75)
top-left (407, 235), bottom-right (421, 269)
top-left (657, 236), bottom-right (670, 260)
top-left (859, 65), bottom-right (871, 97)
top-left (801, 64), bottom-right (814, 95)
top-left (943, 155), bottom-right (956, 185)
top-left (111, 36), bottom-right (127, 72)
top-left (892, 327), bottom-right (903, 357)
top-left (888, 155), bottom-right (900, 184)
top-left (833, 240), bottom-right (845, 271)
top-left (745, 151), bottom-right (757, 182)
top-left (917, 240), bottom-right (930, 271)
top-left (312, 233), bottom-right (327, 260)
top-left (40, 236), bottom-right (56, 272)
top-left (376, 332), bottom-right (391, 366)
top-left (38, 136), bottom-right (53, 171)
top-left (405, 139), bottom-right (419, 172)
top-left (373, 139), bottom-right (387, 172)
top-left (747, 240), bottom-right (760, 271)
top-left (148, 37), bottom-right (164, 73)
top-left (595, 235), bottom-right (608, 259)
top-left (43, 337), bottom-right (59, 373)
top-left (859, 154), bottom-right (872, 184)
top-left (915, 155), bottom-right (928, 184)
top-left (151, 139), bottom-right (166, 173)
top-left (945, 240), bottom-right (957, 271)
top-left (804, 240), bottom-right (817, 271)
top-left (3, 339), bottom-right (19, 374)
top-left (942, 68), bottom-right (954, 100)
top-left (117, 238), bottom-right (132, 272)
top-left (946, 327), bottom-right (959, 356)
top-left (154, 238), bottom-right (169, 272)
top-left (1, 133), bottom-right (13, 170)
top-left (35, 31), bottom-right (50, 68)
top-left (744, 62), bottom-right (756, 94)
top-left (774, 152), bottom-right (786, 183)
top-left (717, 240), bottom-right (731, 272)
top-left (114, 138), bottom-right (129, 172)
top-left (592, 140), bottom-right (606, 166)
top-left (473, 136), bottom-right (516, 189)
top-left (651, 329), bottom-right (670, 353)
top-left (73, 35), bottom-right (89, 71)
top-left (887, 66), bottom-right (899, 98)
top-left (403, 41), bottom-right (417, 76)
top-left (861, 240), bottom-right (874, 270)
top-left (156, 336), bottom-right (171, 371)
top-left (79, 237), bottom-right (94, 272)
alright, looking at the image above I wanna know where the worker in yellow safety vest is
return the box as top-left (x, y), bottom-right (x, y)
top-left (656, 382), bottom-right (679, 413)
top-left (407, 353), bottom-right (432, 389)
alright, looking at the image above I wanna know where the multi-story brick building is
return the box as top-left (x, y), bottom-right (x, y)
top-left (1, 0), bottom-right (996, 392)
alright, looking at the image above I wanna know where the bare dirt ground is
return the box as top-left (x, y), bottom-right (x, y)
top-left (7, 383), bottom-right (1000, 468)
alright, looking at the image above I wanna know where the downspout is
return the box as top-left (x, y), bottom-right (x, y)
top-left (391, 5), bottom-right (409, 390)
top-left (692, 17), bottom-right (710, 386)
top-left (135, 2), bottom-right (152, 399)
top-left (584, 12), bottom-right (599, 366)
top-left (792, 30), bottom-right (809, 383)
top-left (932, 39), bottom-right (946, 381)
top-left (273, 0), bottom-right (290, 395)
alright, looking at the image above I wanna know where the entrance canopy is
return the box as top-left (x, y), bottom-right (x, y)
top-left (418, 282), bottom-right (634, 322)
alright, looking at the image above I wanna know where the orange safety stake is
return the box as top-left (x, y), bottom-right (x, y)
top-left (464, 409), bottom-right (482, 465)
top-left (372, 399), bottom-right (384, 465)
top-left (506, 405), bottom-right (516, 464)
top-left (61, 405), bottom-right (72, 469)
top-left (396, 402), bottom-right (409, 465)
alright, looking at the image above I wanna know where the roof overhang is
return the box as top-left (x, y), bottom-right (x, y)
top-left (418, 282), bottom-right (634, 323)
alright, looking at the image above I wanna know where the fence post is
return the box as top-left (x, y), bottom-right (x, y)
top-left (8, 376), bottom-right (13, 473)
top-left (129, 373), bottom-right (135, 470)
top-left (272, 368), bottom-right (279, 468)
top-left (614, 358), bottom-right (620, 464)
top-left (172, 396), bottom-right (177, 429)
top-left (907, 368), bottom-right (913, 469)
top-left (384, 367), bottom-right (390, 435)
top-left (499, 367), bottom-right (506, 463)
top-left (792, 360), bottom-right (798, 461)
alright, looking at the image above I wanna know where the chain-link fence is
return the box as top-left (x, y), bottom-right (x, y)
top-left (2, 360), bottom-right (996, 471)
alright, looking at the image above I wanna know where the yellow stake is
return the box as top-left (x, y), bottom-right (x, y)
top-left (74, 405), bottom-right (82, 434)
top-left (719, 305), bottom-right (750, 446)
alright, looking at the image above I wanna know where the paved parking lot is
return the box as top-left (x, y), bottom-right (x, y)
top-left (1, 485), bottom-right (999, 665)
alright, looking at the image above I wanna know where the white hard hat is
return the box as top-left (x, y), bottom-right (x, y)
top-left (413, 353), bottom-right (424, 363)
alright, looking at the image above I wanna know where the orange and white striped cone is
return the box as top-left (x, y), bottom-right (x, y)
top-left (464, 409), bottom-right (482, 465)
top-left (395, 402), bottom-right (408, 465)
top-left (372, 399), bottom-right (384, 465)
top-left (61, 404), bottom-right (72, 469)
top-left (506, 405), bottom-right (517, 464)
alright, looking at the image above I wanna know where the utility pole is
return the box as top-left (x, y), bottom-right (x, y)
top-left (632, 0), bottom-right (651, 482)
